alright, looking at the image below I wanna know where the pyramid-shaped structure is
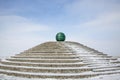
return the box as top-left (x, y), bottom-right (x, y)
top-left (0, 41), bottom-right (120, 79)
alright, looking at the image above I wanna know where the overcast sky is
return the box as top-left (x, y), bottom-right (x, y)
top-left (0, 0), bottom-right (120, 56)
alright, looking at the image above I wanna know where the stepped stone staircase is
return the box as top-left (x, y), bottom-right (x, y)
top-left (0, 41), bottom-right (120, 79)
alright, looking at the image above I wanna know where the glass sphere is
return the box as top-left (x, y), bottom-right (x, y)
top-left (56, 32), bottom-right (66, 41)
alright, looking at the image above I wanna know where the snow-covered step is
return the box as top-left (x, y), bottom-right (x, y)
top-left (80, 56), bottom-right (116, 59)
top-left (84, 58), bottom-right (117, 61)
top-left (93, 65), bottom-right (120, 69)
top-left (76, 54), bottom-right (107, 57)
top-left (88, 64), bottom-right (120, 68)
top-left (111, 61), bottom-right (120, 63)
top-left (93, 67), bottom-right (120, 72)
top-left (78, 58), bottom-right (115, 62)
top-left (88, 63), bottom-right (120, 68)
top-left (77, 55), bottom-right (111, 58)
top-left (83, 61), bottom-right (110, 64)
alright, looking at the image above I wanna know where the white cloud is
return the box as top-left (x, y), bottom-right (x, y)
top-left (80, 12), bottom-right (120, 31)
top-left (0, 15), bottom-right (52, 56)
top-left (64, 0), bottom-right (120, 56)
top-left (73, 12), bottom-right (120, 56)
top-left (0, 15), bottom-right (50, 34)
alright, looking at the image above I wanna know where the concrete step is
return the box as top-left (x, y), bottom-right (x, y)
top-left (25, 51), bottom-right (72, 53)
top-left (20, 52), bottom-right (73, 54)
top-left (0, 67), bottom-right (119, 79)
top-left (6, 58), bottom-right (82, 63)
top-left (1, 61), bottom-right (88, 67)
top-left (11, 56), bottom-right (79, 59)
top-left (16, 53), bottom-right (76, 56)
top-left (15, 55), bottom-right (77, 57)
top-left (0, 65), bottom-right (92, 73)
top-left (0, 69), bottom-right (97, 79)
top-left (10, 57), bottom-right (79, 60)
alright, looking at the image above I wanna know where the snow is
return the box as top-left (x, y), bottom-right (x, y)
top-left (64, 42), bottom-right (120, 68)
top-left (93, 67), bottom-right (120, 71)
top-left (63, 42), bottom-right (117, 66)
top-left (0, 56), bottom-right (9, 60)
top-left (118, 58), bottom-right (120, 61)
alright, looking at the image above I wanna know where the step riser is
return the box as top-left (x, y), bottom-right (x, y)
top-left (16, 54), bottom-right (76, 56)
top-left (15, 55), bottom-right (76, 57)
top-left (1, 62), bottom-right (87, 67)
top-left (25, 51), bottom-right (72, 53)
top-left (6, 59), bottom-right (81, 63)
top-left (21, 52), bottom-right (72, 53)
top-left (12, 57), bottom-right (79, 59)
top-left (10, 57), bottom-right (79, 60)
top-left (0, 66), bottom-right (92, 73)
top-left (0, 71), bottom-right (97, 79)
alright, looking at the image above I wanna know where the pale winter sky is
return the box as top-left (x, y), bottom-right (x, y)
top-left (0, 0), bottom-right (120, 56)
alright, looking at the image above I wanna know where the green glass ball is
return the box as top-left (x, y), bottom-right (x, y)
top-left (56, 32), bottom-right (66, 41)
